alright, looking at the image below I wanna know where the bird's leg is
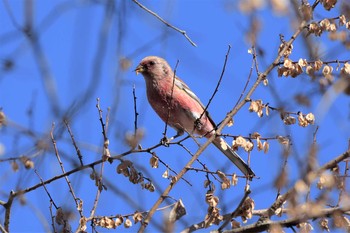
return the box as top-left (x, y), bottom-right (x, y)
top-left (161, 129), bottom-right (184, 146)
top-left (194, 118), bottom-right (203, 131)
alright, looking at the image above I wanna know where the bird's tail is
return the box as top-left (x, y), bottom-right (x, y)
top-left (212, 137), bottom-right (255, 180)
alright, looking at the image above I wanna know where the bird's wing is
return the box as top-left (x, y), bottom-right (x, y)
top-left (174, 76), bottom-right (217, 128)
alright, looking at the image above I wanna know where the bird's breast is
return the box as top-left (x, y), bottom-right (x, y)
top-left (145, 80), bottom-right (214, 136)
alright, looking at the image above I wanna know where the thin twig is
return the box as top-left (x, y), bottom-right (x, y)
top-left (49, 201), bottom-right (56, 233)
top-left (33, 170), bottom-right (68, 231)
top-left (231, 47), bottom-right (255, 112)
top-left (186, 167), bottom-right (247, 179)
top-left (105, 107), bottom-right (111, 135)
top-left (133, 84), bottom-right (139, 135)
top-left (34, 170), bottom-right (58, 209)
top-left (177, 142), bottom-right (219, 181)
top-left (89, 163), bottom-right (104, 221)
top-left (149, 152), bottom-right (192, 186)
top-left (96, 98), bottom-right (108, 142)
top-left (3, 191), bottom-right (15, 232)
top-left (64, 119), bottom-right (84, 166)
top-left (218, 190), bottom-right (251, 230)
top-left (200, 45), bottom-right (231, 123)
top-left (338, 139), bottom-right (350, 206)
top-left (89, 98), bottom-right (109, 222)
top-left (163, 60), bottom-right (180, 139)
top-left (50, 123), bottom-right (83, 218)
top-left (132, 0), bottom-right (197, 47)
top-left (251, 46), bottom-right (261, 77)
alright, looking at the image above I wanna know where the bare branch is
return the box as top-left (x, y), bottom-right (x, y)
top-left (50, 123), bottom-right (83, 219)
top-left (200, 45), bottom-right (231, 124)
top-left (258, 149), bottom-right (350, 224)
top-left (132, 0), bottom-right (197, 47)
top-left (226, 206), bottom-right (350, 233)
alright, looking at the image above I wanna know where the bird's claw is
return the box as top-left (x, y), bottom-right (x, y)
top-left (160, 136), bottom-right (171, 147)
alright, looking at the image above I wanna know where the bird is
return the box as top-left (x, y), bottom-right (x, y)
top-left (135, 56), bottom-right (255, 179)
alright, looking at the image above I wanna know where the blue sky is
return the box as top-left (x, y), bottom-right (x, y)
top-left (1, 0), bottom-right (349, 232)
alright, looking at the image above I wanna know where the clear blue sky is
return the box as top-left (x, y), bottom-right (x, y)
top-left (0, 0), bottom-right (349, 232)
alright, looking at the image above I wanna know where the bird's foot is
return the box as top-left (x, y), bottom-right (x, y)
top-left (161, 131), bottom-right (184, 146)
top-left (160, 136), bottom-right (172, 147)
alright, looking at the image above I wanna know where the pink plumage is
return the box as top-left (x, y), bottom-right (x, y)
top-left (135, 56), bottom-right (255, 179)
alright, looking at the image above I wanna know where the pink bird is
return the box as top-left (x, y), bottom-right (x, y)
top-left (135, 56), bottom-right (255, 179)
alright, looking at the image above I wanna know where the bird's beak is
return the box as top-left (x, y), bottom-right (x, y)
top-left (135, 65), bottom-right (144, 75)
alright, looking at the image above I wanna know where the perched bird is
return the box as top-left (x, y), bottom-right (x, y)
top-left (135, 56), bottom-right (255, 179)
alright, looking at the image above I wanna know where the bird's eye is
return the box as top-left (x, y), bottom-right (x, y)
top-left (149, 61), bottom-right (156, 66)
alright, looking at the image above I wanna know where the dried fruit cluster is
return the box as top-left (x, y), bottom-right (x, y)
top-left (116, 160), bottom-right (155, 192)
top-left (278, 58), bottom-right (350, 81)
top-left (232, 134), bottom-right (270, 154)
top-left (94, 211), bottom-right (143, 229)
top-left (11, 156), bottom-right (35, 171)
top-left (249, 99), bottom-right (315, 127)
top-left (204, 190), bottom-right (222, 227)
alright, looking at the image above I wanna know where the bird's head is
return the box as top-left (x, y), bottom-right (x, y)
top-left (135, 56), bottom-right (171, 79)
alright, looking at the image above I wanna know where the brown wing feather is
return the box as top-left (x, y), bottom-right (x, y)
top-left (174, 76), bottom-right (217, 128)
